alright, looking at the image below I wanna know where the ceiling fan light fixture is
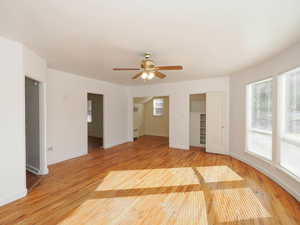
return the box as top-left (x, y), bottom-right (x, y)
top-left (147, 72), bottom-right (155, 80)
top-left (141, 71), bottom-right (155, 80)
top-left (141, 72), bottom-right (148, 79)
top-left (113, 53), bottom-right (183, 80)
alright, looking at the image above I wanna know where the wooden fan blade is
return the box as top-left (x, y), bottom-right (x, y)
top-left (155, 71), bottom-right (167, 79)
top-left (132, 72), bottom-right (143, 80)
top-left (113, 68), bottom-right (140, 71)
top-left (155, 65), bottom-right (183, 70)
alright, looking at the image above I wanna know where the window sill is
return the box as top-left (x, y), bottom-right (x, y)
top-left (249, 129), bottom-right (272, 135)
top-left (245, 150), bottom-right (300, 183)
top-left (245, 150), bottom-right (272, 164)
top-left (275, 165), bottom-right (300, 183)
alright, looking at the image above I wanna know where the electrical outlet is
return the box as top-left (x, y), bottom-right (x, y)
top-left (48, 146), bottom-right (53, 152)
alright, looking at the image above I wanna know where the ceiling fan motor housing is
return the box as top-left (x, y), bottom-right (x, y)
top-left (141, 59), bottom-right (156, 71)
top-left (144, 53), bottom-right (151, 59)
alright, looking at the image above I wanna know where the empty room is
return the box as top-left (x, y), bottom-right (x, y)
top-left (0, 1), bottom-right (299, 225)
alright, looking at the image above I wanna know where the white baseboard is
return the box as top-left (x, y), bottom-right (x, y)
top-left (0, 189), bottom-right (27, 207)
top-left (104, 140), bottom-right (129, 149)
top-left (230, 152), bottom-right (300, 202)
top-left (39, 167), bottom-right (49, 175)
top-left (190, 144), bottom-right (204, 147)
top-left (48, 151), bottom-right (87, 165)
top-left (170, 144), bottom-right (189, 150)
top-left (26, 164), bottom-right (40, 175)
top-left (26, 164), bottom-right (49, 175)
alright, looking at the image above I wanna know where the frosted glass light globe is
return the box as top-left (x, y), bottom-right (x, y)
top-left (147, 72), bottom-right (155, 80)
top-left (141, 72), bottom-right (148, 79)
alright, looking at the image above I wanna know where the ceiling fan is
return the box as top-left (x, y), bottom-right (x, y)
top-left (113, 53), bottom-right (183, 80)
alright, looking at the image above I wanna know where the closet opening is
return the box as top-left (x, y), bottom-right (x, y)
top-left (189, 93), bottom-right (206, 151)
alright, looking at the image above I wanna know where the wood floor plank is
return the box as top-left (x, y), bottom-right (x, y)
top-left (0, 136), bottom-right (299, 225)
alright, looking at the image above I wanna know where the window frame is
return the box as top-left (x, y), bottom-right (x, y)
top-left (244, 69), bottom-right (300, 182)
top-left (245, 77), bottom-right (273, 161)
top-left (277, 68), bottom-right (300, 179)
top-left (153, 98), bottom-right (164, 117)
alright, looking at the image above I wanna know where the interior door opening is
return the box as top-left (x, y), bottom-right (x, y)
top-left (25, 77), bottom-right (42, 190)
top-left (189, 93), bottom-right (207, 151)
top-left (87, 93), bottom-right (104, 153)
top-left (133, 96), bottom-right (169, 145)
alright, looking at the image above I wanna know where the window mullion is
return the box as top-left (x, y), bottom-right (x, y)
top-left (273, 76), bottom-right (280, 166)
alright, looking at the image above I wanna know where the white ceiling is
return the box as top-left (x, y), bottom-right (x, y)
top-left (1, 1), bottom-right (300, 85)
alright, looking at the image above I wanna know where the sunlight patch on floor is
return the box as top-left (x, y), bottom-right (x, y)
top-left (58, 191), bottom-right (207, 225)
top-left (96, 168), bottom-right (200, 191)
top-left (196, 166), bottom-right (243, 183)
top-left (211, 188), bottom-right (271, 223)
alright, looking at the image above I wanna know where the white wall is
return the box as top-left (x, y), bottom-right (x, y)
top-left (0, 37), bottom-right (27, 206)
top-left (190, 113), bottom-right (201, 147)
top-left (47, 69), bottom-right (129, 165)
top-left (23, 46), bottom-right (47, 82)
top-left (190, 95), bottom-right (206, 113)
top-left (128, 77), bottom-right (230, 150)
top-left (230, 43), bottom-right (300, 201)
top-left (190, 100), bottom-right (206, 113)
top-left (133, 103), bottom-right (145, 138)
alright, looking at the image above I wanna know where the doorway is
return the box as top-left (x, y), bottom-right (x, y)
top-left (133, 96), bottom-right (169, 145)
top-left (189, 92), bottom-right (227, 154)
top-left (189, 94), bottom-right (207, 151)
top-left (25, 77), bottom-right (42, 190)
top-left (87, 93), bottom-right (103, 153)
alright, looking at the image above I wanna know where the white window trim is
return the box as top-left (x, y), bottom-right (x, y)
top-left (277, 70), bottom-right (300, 179)
top-left (245, 69), bottom-right (300, 181)
top-left (275, 164), bottom-right (300, 183)
top-left (153, 98), bottom-right (164, 117)
top-left (245, 78), bottom-right (273, 161)
top-left (278, 73), bottom-right (300, 146)
top-left (249, 128), bottom-right (272, 135)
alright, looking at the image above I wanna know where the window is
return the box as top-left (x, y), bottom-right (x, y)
top-left (246, 79), bottom-right (273, 160)
top-left (87, 100), bottom-right (92, 123)
top-left (280, 70), bottom-right (300, 177)
top-left (153, 98), bottom-right (164, 116)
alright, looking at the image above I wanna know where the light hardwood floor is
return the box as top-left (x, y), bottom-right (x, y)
top-left (0, 136), bottom-right (299, 225)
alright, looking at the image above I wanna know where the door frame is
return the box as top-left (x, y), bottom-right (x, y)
top-left (25, 76), bottom-right (48, 175)
top-left (86, 92), bottom-right (105, 152)
top-left (188, 91), bottom-right (229, 154)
